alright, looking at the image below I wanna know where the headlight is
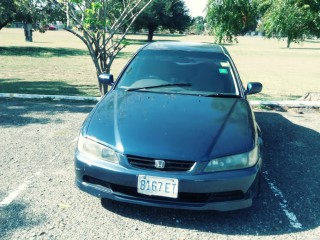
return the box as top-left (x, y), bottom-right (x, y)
top-left (204, 146), bottom-right (258, 172)
top-left (77, 135), bottom-right (119, 164)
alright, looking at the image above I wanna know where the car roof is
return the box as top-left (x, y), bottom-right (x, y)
top-left (143, 41), bottom-right (226, 54)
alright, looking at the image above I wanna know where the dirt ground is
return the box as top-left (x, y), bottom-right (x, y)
top-left (0, 98), bottom-right (319, 240)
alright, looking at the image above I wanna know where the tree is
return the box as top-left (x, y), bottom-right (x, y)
top-left (132, 0), bottom-right (192, 42)
top-left (0, 0), bottom-right (65, 42)
top-left (189, 16), bottom-right (206, 35)
top-left (300, 0), bottom-right (320, 38)
top-left (206, 0), bottom-right (258, 43)
top-left (0, 0), bottom-right (16, 30)
top-left (56, 0), bottom-right (153, 94)
top-left (14, 0), bottom-right (52, 42)
top-left (259, 0), bottom-right (314, 48)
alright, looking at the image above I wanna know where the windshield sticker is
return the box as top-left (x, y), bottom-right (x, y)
top-left (219, 68), bottom-right (228, 74)
top-left (220, 62), bottom-right (230, 67)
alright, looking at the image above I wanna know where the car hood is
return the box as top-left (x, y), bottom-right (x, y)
top-left (86, 90), bottom-right (254, 161)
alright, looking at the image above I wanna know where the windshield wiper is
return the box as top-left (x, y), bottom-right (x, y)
top-left (126, 83), bottom-right (192, 92)
top-left (203, 93), bottom-right (241, 98)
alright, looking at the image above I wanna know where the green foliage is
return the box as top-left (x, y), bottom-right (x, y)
top-left (259, 0), bottom-right (315, 47)
top-left (252, 0), bottom-right (272, 17)
top-left (189, 16), bottom-right (206, 35)
top-left (301, 0), bottom-right (320, 37)
top-left (0, 0), bottom-right (65, 31)
top-left (84, 2), bottom-right (104, 28)
top-left (0, 0), bottom-right (15, 29)
top-left (132, 0), bottom-right (192, 41)
top-left (206, 0), bottom-right (258, 43)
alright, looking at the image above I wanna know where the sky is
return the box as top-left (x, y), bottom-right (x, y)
top-left (184, 0), bottom-right (207, 17)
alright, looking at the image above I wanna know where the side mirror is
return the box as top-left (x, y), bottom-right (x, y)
top-left (98, 73), bottom-right (114, 96)
top-left (98, 73), bottom-right (114, 85)
top-left (247, 82), bottom-right (263, 95)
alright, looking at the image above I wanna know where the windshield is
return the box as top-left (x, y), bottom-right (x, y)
top-left (116, 50), bottom-right (238, 95)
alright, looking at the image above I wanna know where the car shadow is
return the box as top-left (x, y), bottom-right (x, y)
top-left (0, 199), bottom-right (44, 239)
top-left (101, 111), bottom-right (320, 236)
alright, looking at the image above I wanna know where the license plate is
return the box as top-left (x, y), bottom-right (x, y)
top-left (137, 175), bottom-right (179, 198)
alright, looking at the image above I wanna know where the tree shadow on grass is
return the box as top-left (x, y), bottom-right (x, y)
top-left (0, 78), bottom-right (98, 96)
top-left (101, 111), bottom-right (320, 236)
top-left (248, 93), bottom-right (302, 101)
top-left (304, 39), bottom-right (320, 43)
top-left (0, 199), bottom-right (44, 239)
top-left (220, 43), bottom-right (236, 46)
top-left (130, 33), bottom-right (187, 38)
top-left (115, 52), bottom-right (134, 59)
top-left (124, 38), bottom-right (180, 46)
top-left (125, 37), bottom-right (233, 46)
top-left (153, 33), bottom-right (187, 38)
top-left (248, 93), bottom-right (273, 101)
top-left (286, 48), bottom-right (320, 50)
top-left (0, 46), bottom-right (88, 58)
top-left (125, 39), bottom-right (148, 46)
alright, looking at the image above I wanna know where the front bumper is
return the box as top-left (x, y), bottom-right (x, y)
top-left (75, 152), bottom-right (261, 211)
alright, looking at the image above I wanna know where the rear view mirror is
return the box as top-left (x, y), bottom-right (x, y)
top-left (247, 82), bottom-right (263, 95)
top-left (98, 73), bottom-right (114, 96)
top-left (98, 73), bottom-right (114, 85)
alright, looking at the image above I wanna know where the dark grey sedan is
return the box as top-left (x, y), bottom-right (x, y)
top-left (75, 42), bottom-right (263, 211)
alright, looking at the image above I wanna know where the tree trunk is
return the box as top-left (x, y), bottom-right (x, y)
top-left (24, 23), bottom-right (33, 42)
top-left (99, 82), bottom-right (109, 96)
top-left (287, 37), bottom-right (291, 48)
top-left (147, 27), bottom-right (155, 42)
top-left (66, 3), bottom-right (70, 28)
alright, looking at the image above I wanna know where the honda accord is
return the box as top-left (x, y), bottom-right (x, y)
top-left (75, 41), bottom-right (263, 211)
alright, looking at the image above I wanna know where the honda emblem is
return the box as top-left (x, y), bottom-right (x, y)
top-left (155, 160), bottom-right (165, 169)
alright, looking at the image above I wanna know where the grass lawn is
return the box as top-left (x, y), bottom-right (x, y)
top-left (0, 28), bottom-right (319, 99)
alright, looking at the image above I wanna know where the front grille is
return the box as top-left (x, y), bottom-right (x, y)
top-left (127, 155), bottom-right (195, 172)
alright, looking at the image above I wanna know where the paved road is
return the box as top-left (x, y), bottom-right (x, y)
top-left (0, 99), bottom-right (319, 240)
